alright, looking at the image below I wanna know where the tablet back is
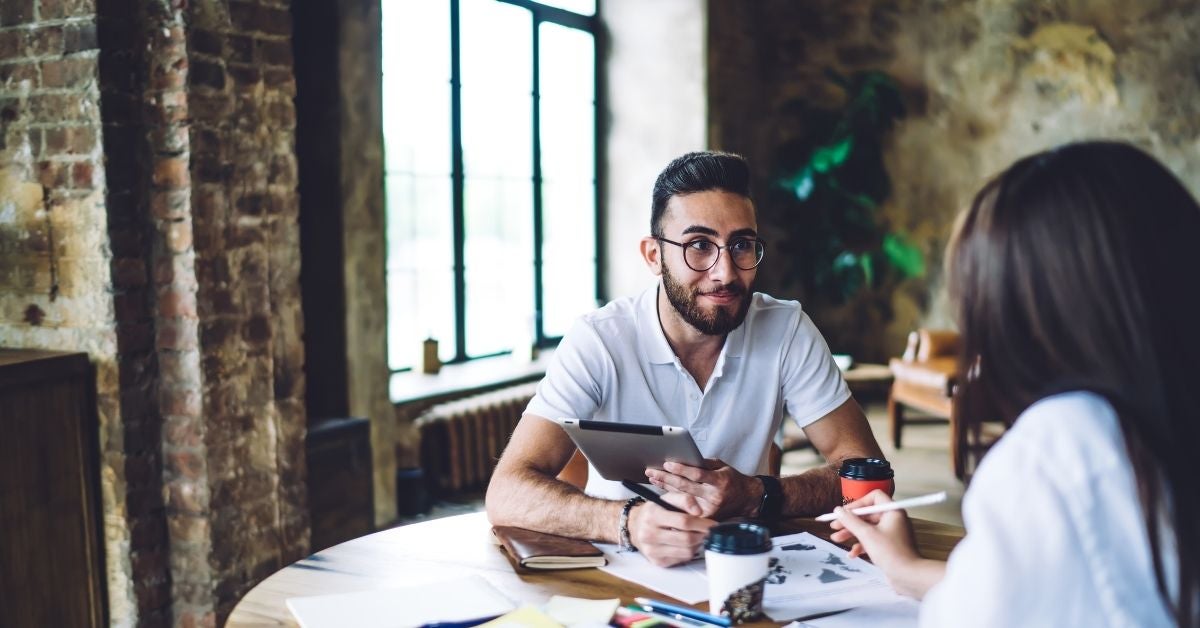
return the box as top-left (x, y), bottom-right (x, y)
top-left (554, 418), bottom-right (704, 483)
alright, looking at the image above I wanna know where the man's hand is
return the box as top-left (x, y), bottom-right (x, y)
top-left (644, 459), bottom-right (761, 520)
top-left (627, 501), bottom-right (716, 567)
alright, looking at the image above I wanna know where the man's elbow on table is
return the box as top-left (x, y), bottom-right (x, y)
top-left (483, 413), bottom-right (575, 528)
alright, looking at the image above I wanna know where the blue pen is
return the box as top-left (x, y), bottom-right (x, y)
top-left (634, 598), bottom-right (731, 627)
top-left (417, 614), bottom-right (502, 628)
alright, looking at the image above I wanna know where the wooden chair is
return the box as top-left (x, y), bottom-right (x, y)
top-left (888, 330), bottom-right (966, 478)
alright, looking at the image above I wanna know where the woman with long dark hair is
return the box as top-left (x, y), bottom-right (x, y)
top-left (831, 141), bottom-right (1199, 626)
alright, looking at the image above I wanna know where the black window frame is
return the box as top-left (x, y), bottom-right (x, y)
top-left (388, 0), bottom-right (603, 373)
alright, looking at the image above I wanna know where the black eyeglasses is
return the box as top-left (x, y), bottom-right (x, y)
top-left (655, 236), bottom-right (766, 272)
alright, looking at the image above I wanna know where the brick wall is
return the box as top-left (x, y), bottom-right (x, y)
top-left (186, 1), bottom-right (308, 621)
top-left (2, 0), bottom-right (307, 625)
top-left (98, 0), bottom-right (178, 625)
top-left (0, 0), bottom-right (142, 624)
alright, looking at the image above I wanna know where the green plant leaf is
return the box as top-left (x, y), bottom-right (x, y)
top-left (811, 137), bottom-right (853, 173)
top-left (771, 70), bottom-right (908, 304)
top-left (882, 233), bottom-right (925, 278)
top-left (832, 251), bottom-right (859, 273)
top-left (793, 169), bottom-right (815, 200)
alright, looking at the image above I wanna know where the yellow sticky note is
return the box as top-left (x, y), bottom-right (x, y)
top-left (478, 604), bottom-right (563, 628)
top-left (543, 595), bottom-right (620, 624)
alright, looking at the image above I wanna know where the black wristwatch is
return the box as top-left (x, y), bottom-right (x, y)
top-left (755, 474), bottom-right (783, 519)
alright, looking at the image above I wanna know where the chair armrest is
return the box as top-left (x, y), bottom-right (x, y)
top-left (917, 329), bottom-right (960, 361)
top-left (890, 357), bottom-right (958, 397)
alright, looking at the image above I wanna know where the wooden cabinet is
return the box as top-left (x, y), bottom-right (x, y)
top-left (0, 349), bottom-right (106, 627)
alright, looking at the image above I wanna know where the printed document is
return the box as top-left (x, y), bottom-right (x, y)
top-left (598, 531), bottom-right (906, 621)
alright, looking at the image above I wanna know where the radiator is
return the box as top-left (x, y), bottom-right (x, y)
top-left (415, 381), bottom-right (540, 498)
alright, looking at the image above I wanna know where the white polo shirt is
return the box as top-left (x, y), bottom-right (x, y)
top-left (526, 285), bottom-right (850, 499)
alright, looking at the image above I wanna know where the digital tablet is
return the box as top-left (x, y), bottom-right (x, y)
top-left (552, 418), bottom-right (705, 483)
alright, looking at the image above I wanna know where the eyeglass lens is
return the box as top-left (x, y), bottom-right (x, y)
top-left (685, 238), bottom-right (764, 271)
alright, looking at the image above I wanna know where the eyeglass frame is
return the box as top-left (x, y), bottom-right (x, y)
top-left (653, 235), bottom-right (767, 272)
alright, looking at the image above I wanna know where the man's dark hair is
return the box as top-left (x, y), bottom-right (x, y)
top-left (651, 151), bottom-right (752, 236)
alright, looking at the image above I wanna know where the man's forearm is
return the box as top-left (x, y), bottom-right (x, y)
top-left (486, 466), bottom-right (623, 542)
top-left (779, 463), bottom-right (842, 516)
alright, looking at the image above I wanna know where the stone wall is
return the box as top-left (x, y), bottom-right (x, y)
top-left (336, 0), bottom-right (394, 525)
top-left (601, 0), bottom-right (707, 301)
top-left (1, 0), bottom-right (308, 625)
top-left (708, 0), bottom-right (1200, 360)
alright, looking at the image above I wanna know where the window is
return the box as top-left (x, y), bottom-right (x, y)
top-left (383, 0), bottom-right (600, 372)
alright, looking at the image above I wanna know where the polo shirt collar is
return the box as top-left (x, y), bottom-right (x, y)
top-left (637, 284), bottom-right (750, 365)
top-left (639, 285), bottom-right (677, 364)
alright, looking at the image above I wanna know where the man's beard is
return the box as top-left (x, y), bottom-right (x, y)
top-left (662, 263), bottom-right (752, 336)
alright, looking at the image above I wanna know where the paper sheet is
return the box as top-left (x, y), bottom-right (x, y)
top-left (286, 574), bottom-right (515, 628)
top-left (761, 532), bottom-right (902, 621)
top-left (787, 598), bottom-right (920, 627)
top-left (543, 595), bottom-right (620, 625)
top-left (595, 542), bottom-right (710, 604)
top-left (598, 532), bottom-right (902, 621)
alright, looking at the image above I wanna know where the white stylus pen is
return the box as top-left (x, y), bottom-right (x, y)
top-left (815, 490), bottom-right (948, 522)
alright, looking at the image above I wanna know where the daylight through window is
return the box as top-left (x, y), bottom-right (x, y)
top-left (383, 0), bottom-right (599, 371)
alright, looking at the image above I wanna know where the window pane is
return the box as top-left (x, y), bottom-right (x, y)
top-left (463, 178), bottom-right (534, 357)
top-left (536, 0), bottom-right (596, 16)
top-left (462, 0), bottom-right (534, 357)
top-left (539, 22), bottom-right (596, 338)
top-left (385, 174), bottom-right (457, 368)
top-left (382, 2), bottom-right (450, 176)
top-left (383, 2), bottom-right (455, 370)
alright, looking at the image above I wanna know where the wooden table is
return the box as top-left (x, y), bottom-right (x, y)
top-left (227, 512), bottom-right (963, 627)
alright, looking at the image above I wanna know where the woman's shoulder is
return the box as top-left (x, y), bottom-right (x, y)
top-left (984, 390), bottom-right (1126, 487)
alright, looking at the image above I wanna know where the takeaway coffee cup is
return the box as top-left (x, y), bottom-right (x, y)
top-left (839, 457), bottom-right (895, 505)
top-left (705, 522), bottom-right (772, 622)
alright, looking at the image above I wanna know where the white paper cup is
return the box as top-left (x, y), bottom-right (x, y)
top-left (705, 522), bottom-right (772, 621)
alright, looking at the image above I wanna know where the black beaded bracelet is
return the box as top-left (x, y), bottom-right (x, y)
top-left (618, 496), bottom-right (644, 551)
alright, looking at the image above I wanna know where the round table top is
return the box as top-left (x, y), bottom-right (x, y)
top-left (227, 511), bottom-right (964, 627)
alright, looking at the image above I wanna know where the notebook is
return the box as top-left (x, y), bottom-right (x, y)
top-left (492, 525), bottom-right (607, 570)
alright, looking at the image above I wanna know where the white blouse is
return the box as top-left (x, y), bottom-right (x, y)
top-left (920, 391), bottom-right (1175, 627)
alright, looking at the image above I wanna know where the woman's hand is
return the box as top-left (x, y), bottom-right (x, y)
top-left (830, 489), bottom-right (942, 598)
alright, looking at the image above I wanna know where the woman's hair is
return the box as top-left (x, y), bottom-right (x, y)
top-left (948, 140), bottom-right (1199, 624)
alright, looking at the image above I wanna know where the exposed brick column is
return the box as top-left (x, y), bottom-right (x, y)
top-left (186, 1), bottom-right (308, 621)
top-left (139, 3), bottom-right (216, 627)
top-left (97, 0), bottom-right (180, 625)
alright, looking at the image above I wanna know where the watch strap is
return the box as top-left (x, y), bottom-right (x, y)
top-left (756, 474), bottom-right (783, 519)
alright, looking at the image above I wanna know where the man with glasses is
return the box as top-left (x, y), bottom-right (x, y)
top-left (487, 151), bottom-right (885, 567)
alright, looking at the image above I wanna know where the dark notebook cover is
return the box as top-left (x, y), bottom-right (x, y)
top-left (492, 525), bottom-right (607, 570)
